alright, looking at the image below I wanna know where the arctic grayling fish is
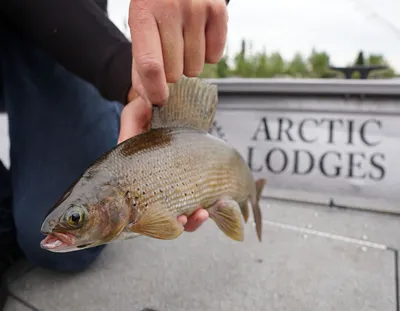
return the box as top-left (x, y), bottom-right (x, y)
top-left (40, 76), bottom-right (266, 252)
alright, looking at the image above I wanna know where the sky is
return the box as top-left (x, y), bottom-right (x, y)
top-left (107, 0), bottom-right (400, 72)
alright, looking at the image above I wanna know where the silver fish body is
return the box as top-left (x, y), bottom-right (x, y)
top-left (40, 76), bottom-right (266, 252)
top-left (106, 127), bottom-right (255, 219)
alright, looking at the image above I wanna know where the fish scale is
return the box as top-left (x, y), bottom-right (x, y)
top-left (40, 76), bottom-right (266, 253)
top-left (110, 127), bottom-right (250, 217)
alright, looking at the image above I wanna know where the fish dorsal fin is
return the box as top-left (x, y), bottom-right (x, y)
top-left (150, 76), bottom-right (218, 131)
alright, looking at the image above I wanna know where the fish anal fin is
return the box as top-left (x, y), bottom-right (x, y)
top-left (208, 198), bottom-right (244, 242)
top-left (128, 203), bottom-right (184, 240)
top-left (151, 76), bottom-right (218, 131)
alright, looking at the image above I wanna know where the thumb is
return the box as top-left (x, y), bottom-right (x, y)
top-left (118, 96), bottom-right (152, 144)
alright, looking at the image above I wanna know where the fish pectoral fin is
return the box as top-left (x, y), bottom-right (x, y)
top-left (128, 203), bottom-right (184, 240)
top-left (208, 198), bottom-right (244, 242)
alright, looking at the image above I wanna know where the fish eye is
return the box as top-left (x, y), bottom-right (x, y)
top-left (65, 205), bottom-right (87, 228)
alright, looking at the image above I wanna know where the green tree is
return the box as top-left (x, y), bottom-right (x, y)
top-left (367, 54), bottom-right (395, 78)
top-left (354, 51), bottom-right (365, 66)
top-left (231, 39), bottom-right (259, 77)
top-left (199, 63), bottom-right (217, 78)
top-left (308, 49), bottom-right (332, 78)
top-left (350, 52), bottom-right (396, 79)
top-left (254, 49), bottom-right (269, 77)
top-left (286, 53), bottom-right (309, 77)
top-left (216, 55), bottom-right (230, 78)
top-left (199, 40), bottom-right (396, 79)
top-left (267, 52), bottom-right (285, 76)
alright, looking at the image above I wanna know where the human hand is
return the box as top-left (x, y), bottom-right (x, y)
top-left (178, 209), bottom-right (209, 232)
top-left (120, 0), bottom-right (228, 140)
top-left (127, 0), bottom-right (228, 105)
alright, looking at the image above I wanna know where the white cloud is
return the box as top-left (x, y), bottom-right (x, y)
top-left (108, 0), bottom-right (400, 71)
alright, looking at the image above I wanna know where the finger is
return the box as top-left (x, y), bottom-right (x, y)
top-left (184, 209), bottom-right (209, 232)
top-left (183, 0), bottom-right (207, 77)
top-left (156, 1), bottom-right (184, 83)
top-left (177, 215), bottom-right (188, 226)
top-left (126, 87), bottom-right (139, 104)
top-left (130, 58), bottom-right (147, 102)
top-left (128, 0), bottom-right (168, 105)
top-left (204, 0), bottom-right (228, 64)
top-left (118, 97), bottom-right (152, 144)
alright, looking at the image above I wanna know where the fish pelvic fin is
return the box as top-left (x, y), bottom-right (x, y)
top-left (150, 76), bottom-right (218, 131)
top-left (251, 178), bottom-right (267, 242)
top-left (128, 202), bottom-right (184, 240)
top-left (208, 198), bottom-right (244, 242)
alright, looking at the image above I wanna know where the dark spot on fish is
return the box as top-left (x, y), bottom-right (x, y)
top-left (135, 196), bottom-right (139, 200)
top-left (120, 128), bottom-right (174, 157)
top-left (84, 170), bottom-right (97, 181)
top-left (184, 193), bottom-right (187, 196)
top-left (142, 191), bottom-right (145, 195)
top-left (160, 189), bottom-right (163, 193)
top-left (256, 259), bottom-right (263, 263)
top-left (145, 203), bottom-right (148, 207)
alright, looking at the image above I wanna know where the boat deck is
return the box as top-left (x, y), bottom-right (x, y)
top-left (4, 198), bottom-right (400, 311)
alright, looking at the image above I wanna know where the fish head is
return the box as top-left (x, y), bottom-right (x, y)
top-left (40, 177), bottom-right (132, 253)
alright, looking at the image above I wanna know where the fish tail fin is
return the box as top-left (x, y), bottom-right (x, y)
top-left (150, 76), bottom-right (218, 131)
top-left (251, 178), bottom-right (266, 242)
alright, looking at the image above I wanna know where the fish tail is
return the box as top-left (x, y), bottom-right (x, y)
top-left (251, 178), bottom-right (266, 242)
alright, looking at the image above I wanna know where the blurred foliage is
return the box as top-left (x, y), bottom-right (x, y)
top-left (199, 39), bottom-right (397, 79)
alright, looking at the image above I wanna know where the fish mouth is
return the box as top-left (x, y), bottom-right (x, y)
top-left (40, 232), bottom-right (77, 252)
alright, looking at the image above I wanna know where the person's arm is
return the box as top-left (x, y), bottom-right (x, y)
top-left (0, 0), bottom-right (132, 105)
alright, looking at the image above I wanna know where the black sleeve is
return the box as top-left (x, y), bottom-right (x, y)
top-left (0, 0), bottom-right (132, 105)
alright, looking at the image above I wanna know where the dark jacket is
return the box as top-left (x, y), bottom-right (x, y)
top-left (0, 0), bottom-right (132, 105)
